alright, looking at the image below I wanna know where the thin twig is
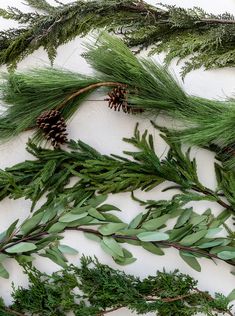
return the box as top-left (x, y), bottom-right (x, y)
top-left (70, 227), bottom-right (235, 267)
top-left (3, 307), bottom-right (26, 316)
top-left (200, 18), bottom-right (235, 24)
top-left (96, 306), bottom-right (123, 316)
top-left (56, 81), bottom-right (125, 111)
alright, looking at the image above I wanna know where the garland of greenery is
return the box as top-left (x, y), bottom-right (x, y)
top-left (1, 256), bottom-right (234, 316)
top-left (1, 0), bottom-right (235, 76)
top-left (0, 125), bottom-right (233, 277)
top-left (0, 34), bottom-right (235, 168)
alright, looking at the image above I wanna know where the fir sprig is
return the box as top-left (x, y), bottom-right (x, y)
top-left (0, 124), bottom-right (233, 214)
top-left (0, 256), bottom-right (233, 316)
top-left (0, 34), bottom-right (235, 167)
top-left (1, 0), bottom-right (235, 75)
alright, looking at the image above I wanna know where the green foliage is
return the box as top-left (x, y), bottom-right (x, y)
top-left (0, 68), bottom-right (101, 142)
top-left (1, 33), bottom-right (235, 168)
top-left (84, 34), bottom-right (235, 167)
top-left (0, 126), bottom-right (234, 276)
top-left (1, 1), bottom-right (235, 75)
top-left (0, 256), bottom-right (232, 316)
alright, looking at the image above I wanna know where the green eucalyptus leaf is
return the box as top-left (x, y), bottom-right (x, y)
top-left (21, 212), bottom-right (44, 235)
top-left (88, 207), bottom-right (106, 220)
top-left (128, 213), bottom-right (143, 229)
top-left (180, 251), bottom-right (201, 272)
top-left (205, 228), bottom-right (222, 238)
top-left (59, 212), bottom-right (88, 223)
top-left (113, 249), bottom-right (136, 265)
top-left (98, 223), bottom-right (127, 236)
top-left (169, 225), bottom-right (193, 241)
top-left (48, 222), bottom-right (66, 233)
top-left (0, 263), bottom-right (9, 279)
top-left (118, 228), bottom-right (145, 236)
top-left (58, 245), bottom-right (78, 255)
top-left (6, 242), bottom-right (37, 253)
top-left (89, 195), bottom-right (107, 207)
top-left (97, 204), bottom-right (121, 212)
top-left (142, 214), bottom-right (170, 230)
top-left (41, 209), bottom-right (57, 224)
top-left (137, 231), bottom-right (169, 242)
top-left (210, 246), bottom-right (235, 255)
top-left (101, 237), bottom-right (124, 257)
top-left (6, 220), bottom-right (19, 238)
top-left (198, 239), bottom-right (229, 249)
top-left (142, 242), bottom-right (164, 255)
top-left (66, 216), bottom-right (93, 227)
top-left (84, 232), bottom-right (101, 242)
top-left (217, 251), bottom-right (235, 260)
top-left (102, 213), bottom-right (123, 223)
top-left (16, 255), bottom-right (34, 265)
top-left (227, 289), bottom-right (235, 302)
top-left (174, 209), bottom-right (192, 228)
top-left (180, 230), bottom-right (207, 246)
top-left (41, 248), bottom-right (67, 268)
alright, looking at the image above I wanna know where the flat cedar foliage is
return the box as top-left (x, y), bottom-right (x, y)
top-left (0, 256), bottom-right (233, 316)
top-left (1, 0), bottom-right (235, 76)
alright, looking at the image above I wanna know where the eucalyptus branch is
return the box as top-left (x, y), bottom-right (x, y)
top-left (73, 227), bottom-right (235, 268)
top-left (0, 256), bottom-right (233, 316)
top-left (0, 181), bottom-right (234, 278)
top-left (1, 0), bottom-right (235, 75)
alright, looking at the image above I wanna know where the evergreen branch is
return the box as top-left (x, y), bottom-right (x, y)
top-left (0, 125), bottom-right (234, 216)
top-left (0, 256), bottom-right (232, 316)
top-left (1, 34), bottom-right (235, 168)
top-left (0, 129), bottom-right (233, 274)
top-left (1, 1), bottom-right (235, 74)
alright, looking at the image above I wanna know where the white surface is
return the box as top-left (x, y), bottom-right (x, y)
top-left (0, 1), bottom-right (234, 315)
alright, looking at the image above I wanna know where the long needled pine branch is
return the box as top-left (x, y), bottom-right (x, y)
top-left (0, 34), bottom-right (235, 167)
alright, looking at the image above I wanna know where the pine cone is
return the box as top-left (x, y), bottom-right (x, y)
top-left (105, 86), bottom-right (143, 114)
top-left (36, 110), bottom-right (68, 148)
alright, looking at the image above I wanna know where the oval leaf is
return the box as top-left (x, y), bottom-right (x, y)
top-left (6, 242), bottom-right (37, 254)
top-left (180, 230), bottom-right (207, 246)
top-left (98, 223), bottom-right (127, 236)
top-left (217, 251), bottom-right (235, 260)
top-left (180, 251), bottom-right (201, 272)
top-left (58, 245), bottom-right (78, 255)
top-left (59, 212), bottom-right (88, 223)
top-left (137, 231), bottom-right (169, 242)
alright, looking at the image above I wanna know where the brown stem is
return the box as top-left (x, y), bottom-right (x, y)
top-left (200, 18), bottom-right (235, 24)
top-left (96, 306), bottom-right (123, 316)
top-left (56, 82), bottom-right (125, 111)
top-left (145, 293), bottom-right (194, 302)
top-left (96, 290), bottom-right (233, 315)
top-left (3, 307), bottom-right (26, 316)
top-left (71, 227), bottom-right (235, 267)
top-left (192, 185), bottom-right (232, 211)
